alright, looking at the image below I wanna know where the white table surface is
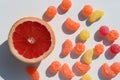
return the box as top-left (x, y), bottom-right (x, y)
top-left (0, 0), bottom-right (120, 80)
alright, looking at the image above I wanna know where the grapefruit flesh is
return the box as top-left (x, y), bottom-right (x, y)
top-left (13, 21), bottom-right (51, 59)
top-left (8, 17), bottom-right (55, 63)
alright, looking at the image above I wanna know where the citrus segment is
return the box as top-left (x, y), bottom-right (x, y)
top-left (8, 17), bottom-right (55, 63)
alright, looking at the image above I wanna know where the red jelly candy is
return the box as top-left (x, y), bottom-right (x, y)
top-left (98, 26), bottom-right (109, 36)
top-left (109, 44), bottom-right (120, 54)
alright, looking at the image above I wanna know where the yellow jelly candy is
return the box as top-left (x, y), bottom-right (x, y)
top-left (88, 10), bottom-right (104, 23)
top-left (80, 74), bottom-right (92, 80)
top-left (79, 29), bottom-right (90, 41)
top-left (82, 49), bottom-right (93, 64)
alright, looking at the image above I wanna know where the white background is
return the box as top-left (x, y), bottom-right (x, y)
top-left (0, 0), bottom-right (120, 80)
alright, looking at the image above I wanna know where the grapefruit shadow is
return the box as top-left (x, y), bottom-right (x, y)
top-left (0, 41), bottom-right (40, 80)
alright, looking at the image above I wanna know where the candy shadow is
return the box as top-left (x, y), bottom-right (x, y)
top-left (92, 54), bottom-right (100, 60)
top-left (42, 12), bottom-right (53, 22)
top-left (58, 70), bottom-right (71, 80)
top-left (105, 48), bottom-right (116, 60)
top-left (78, 10), bottom-right (87, 21)
top-left (94, 30), bottom-right (103, 42)
top-left (75, 34), bottom-right (86, 43)
top-left (57, 5), bottom-right (68, 15)
top-left (72, 64), bottom-right (83, 76)
top-left (98, 67), bottom-right (112, 80)
top-left (86, 19), bottom-right (93, 27)
top-left (0, 40), bottom-right (40, 80)
top-left (46, 66), bottom-right (56, 77)
top-left (103, 39), bottom-right (113, 46)
top-left (70, 50), bottom-right (80, 59)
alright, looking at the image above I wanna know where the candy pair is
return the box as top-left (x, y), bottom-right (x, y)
top-left (81, 5), bottom-right (104, 23)
top-left (83, 44), bottom-right (104, 64)
top-left (98, 26), bottom-right (119, 42)
top-left (62, 39), bottom-right (85, 56)
top-left (49, 61), bottom-right (74, 79)
top-left (45, 0), bottom-right (72, 19)
top-left (101, 62), bottom-right (120, 78)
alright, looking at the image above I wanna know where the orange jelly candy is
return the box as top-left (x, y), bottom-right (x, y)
top-left (62, 39), bottom-right (73, 56)
top-left (94, 44), bottom-right (104, 55)
top-left (61, 63), bottom-right (74, 79)
top-left (107, 30), bottom-right (119, 41)
top-left (60, 0), bottom-right (72, 11)
top-left (82, 5), bottom-right (93, 17)
top-left (74, 42), bottom-right (85, 55)
top-left (110, 62), bottom-right (120, 74)
top-left (74, 61), bottom-right (90, 74)
top-left (45, 6), bottom-right (57, 18)
top-left (65, 18), bottom-right (80, 32)
top-left (26, 66), bottom-right (39, 80)
top-left (49, 61), bottom-right (61, 73)
top-left (101, 63), bottom-right (116, 78)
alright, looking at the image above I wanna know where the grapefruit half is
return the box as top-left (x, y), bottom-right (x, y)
top-left (8, 17), bottom-right (55, 64)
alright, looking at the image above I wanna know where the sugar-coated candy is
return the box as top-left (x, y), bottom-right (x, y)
top-left (107, 30), bottom-right (119, 41)
top-left (65, 18), bottom-right (80, 32)
top-left (74, 42), bottom-right (85, 55)
top-left (109, 44), bottom-right (120, 54)
top-left (110, 62), bottom-right (120, 74)
top-left (82, 49), bottom-right (93, 64)
top-left (98, 26), bottom-right (109, 36)
top-left (80, 74), bottom-right (92, 80)
top-left (61, 63), bottom-right (74, 79)
top-left (49, 61), bottom-right (61, 73)
top-left (45, 6), bottom-right (57, 18)
top-left (100, 63), bottom-right (116, 78)
top-left (74, 61), bottom-right (90, 74)
top-left (79, 29), bottom-right (90, 41)
top-left (88, 10), bottom-right (104, 23)
top-left (94, 44), bottom-right (104, 55)
top-left (82, 5), bottom-right (93, 17)
top-left (62, 39), bottom-right (73, 56)
top-left (60, 0), bottom-right (72, 11)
